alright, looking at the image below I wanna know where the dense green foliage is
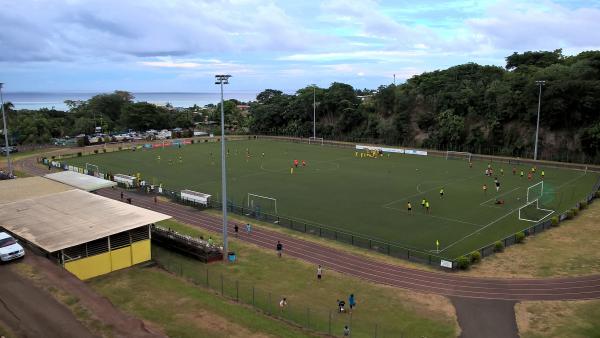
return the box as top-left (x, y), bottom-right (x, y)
top-left (249, 50), bottom-right (600, 163)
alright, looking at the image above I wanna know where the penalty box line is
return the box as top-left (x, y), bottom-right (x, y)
top-left (438, 172), bottom-right (589, 254)
top-left (383, 205), bottom-right (482, 228)
top-left (382, 173), bottom-right (482, 208)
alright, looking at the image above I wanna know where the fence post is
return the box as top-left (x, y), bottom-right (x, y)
top-left (221, 274), bottom-right (224, 296)
top-left (268, 292), bottom-right (272, 315)
top-left (252, 286), bottom-right (255, 306)
top-left (387, 244), bottom-right (390, 255)
top-left (351, 235), bottom-right (354, 245)
top-left (236, 280), bottom-right (239, 302)
top-left (206, 268), bottom-right (209, 287)
top-left (369, 239), bottom-right (372, 249)
top-left (328, 310), bottom-right (332, 335)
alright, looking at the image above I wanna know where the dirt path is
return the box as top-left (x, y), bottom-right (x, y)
top-left (451, 297), bottom-right (518, 338)
top-left (0, 261), bottom-right (94, 338)
top-left (23, 254), bottom-right (165, 338)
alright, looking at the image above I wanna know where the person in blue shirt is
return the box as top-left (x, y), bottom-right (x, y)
top-left (349, 294), bottom-right (356, 312)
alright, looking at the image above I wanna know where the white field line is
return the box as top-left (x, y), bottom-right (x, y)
top-left (438, 172), bottom-right (590, 254)
top-left (382, 173), bottom-right (481, 208)
top-left (479, 186), bottom-right (521, 206)
top-left (383, 205), bottom-right (482, 227)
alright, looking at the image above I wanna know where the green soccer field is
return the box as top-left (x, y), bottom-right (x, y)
top-left (66, 139), bottom-right (600, 259)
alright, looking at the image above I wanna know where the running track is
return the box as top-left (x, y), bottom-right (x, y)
top-left (18, 157), bottom-right (600, 301)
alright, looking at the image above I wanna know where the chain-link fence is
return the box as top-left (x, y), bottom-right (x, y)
top-left (152, 245), bottom-right (406, 338)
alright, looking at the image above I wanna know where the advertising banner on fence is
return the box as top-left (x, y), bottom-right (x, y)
top-left (440, 260), bottom-right (453, 268)
top-left (355, 145), bottom-right (404, 154)
top-left (404, 149), bottom-right (428, 156)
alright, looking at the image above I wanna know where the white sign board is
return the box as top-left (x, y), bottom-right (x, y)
top-left (355, 145), bottom-right (404, 154)
top-left (114, 174), bottom-right (137, 187)
top-left (440, 260), bottom-right (453, 269)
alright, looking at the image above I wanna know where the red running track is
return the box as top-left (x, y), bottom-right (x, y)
top-left (19, 158), bottom-right (600, 301)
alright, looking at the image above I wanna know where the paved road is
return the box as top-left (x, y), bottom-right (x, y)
top-left (452, 297), bottom-right (518, 338)
top-left (0, 262), bottom-right (94, 338)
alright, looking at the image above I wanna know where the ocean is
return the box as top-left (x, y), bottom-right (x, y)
top-left (2, 92), bottom-right (260, 111)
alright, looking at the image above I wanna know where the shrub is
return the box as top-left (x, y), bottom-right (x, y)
top-left (494, 241), bottom-right (504, 252)
top-left (580, 200), bottom-right (588, 210)
top-left (102, 148), bottom-right (107, 153)
top-left (596, 191), bottom-right (600, 198)
top-left (77, 152), bottom-right (82, 157)
top-left (572, 207), bottom-right (579, 216)
top-left (457, 256), bottom-right (471, 270)
top-left (469, 251), bottom-right (482, 264)
top-left (118, 146), bottom-right (122, 151)
top-left (93, 149), bottom-right (98, 154)
top-left (551, 216), bottom-right (559, 227)
top-left (566, 209), bottom-right (575, 219)
top-left (515, 231), bottom-right (525, 244)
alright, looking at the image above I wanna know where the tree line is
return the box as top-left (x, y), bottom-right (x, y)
top-left (248, 49), bottom-right (600, 163)
top-left (2, 49), bottom-right (599, 163)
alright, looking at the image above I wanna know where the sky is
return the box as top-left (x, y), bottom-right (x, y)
top-left (1, 0), bottom-right (599, 93)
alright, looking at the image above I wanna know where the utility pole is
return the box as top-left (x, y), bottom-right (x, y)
top-left (534, 80), bottom-right (545, 161)
top-left (0, 83), bottom-right (13, 177)
top-left (215, 74), bottom-right (231, 260)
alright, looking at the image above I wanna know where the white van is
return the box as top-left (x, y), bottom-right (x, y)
top-left (0, 232), bottom-right (25, 262)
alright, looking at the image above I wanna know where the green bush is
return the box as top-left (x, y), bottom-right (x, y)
top-left (102, 148), bottom-right (107, 153)
top-left (457, 256), bottom-right (471, 270)
top-left (77, 152), bottom-right (82, 157)
top-left (566, 210), bottom-right (575, 219)
top-left (118, 146), bottom-right (122, 151)
top-left (515, 231), bottom-right (525, 244)
top-left (596, 191), bottom-right (600, 198)
top-left (580, 200), bottom-right (588, 210)
top-left (551, 216), bottom-right (559, 227)
top-left (494, 241), bottom-right (504, 252)
top-left (93, 149), bottom-right (99, 154)
top-left (572, 207), bottom-right (579, 216)
top-left (469, 251), bottom-right (482, 264)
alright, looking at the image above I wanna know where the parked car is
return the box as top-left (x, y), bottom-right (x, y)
top-left (0, 232), bottom-right (25, 262)
top-left (0, 146), bottom-right (17, 155)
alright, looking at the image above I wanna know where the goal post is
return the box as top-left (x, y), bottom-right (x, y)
top-left (308, 137), bottom-right (324, 145)
top-left (445, 151), bottom-right (472, 162)
top-left (247, 193), bottom-right (278, 215)
top-left (85, 163), bottom-right (100, 176)
top-left (519, 181), bottom-right (554, 222)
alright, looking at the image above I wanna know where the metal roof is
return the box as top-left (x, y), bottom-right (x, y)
top-left (0, 189), bottom-right (170, 252)
top-left (0, 176), bottom-right (74, 201)
top-left (44, 171), bottom-right (117, 191)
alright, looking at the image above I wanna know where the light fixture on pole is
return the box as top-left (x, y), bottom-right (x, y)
top-left (215, 74), bottom-right (231, 260)
top-left (534, 80), bottom-right (545, 161)
top-left (0, 83), bottom-right (12, 177)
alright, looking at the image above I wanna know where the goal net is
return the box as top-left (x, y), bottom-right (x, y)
top-left (446, 151), bottom-right (472, 162)
top-left (518, 181), bottom-right (554, 222)
top-left (247, 193), bottom-right (278, 217)
top-left (85, 163), bottom-right (100, 176)
top-left (308, 137), bottom-right (324, 145)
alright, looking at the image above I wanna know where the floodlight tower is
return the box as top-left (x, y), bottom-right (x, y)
top-left (534, 80), bottom-right (545, 161)
top-left (215, 74), bottom-right (231, 259)
top-left (312, 84), bottom-right (316, 139)
top-left (0, 83), bottom-right (12, 177)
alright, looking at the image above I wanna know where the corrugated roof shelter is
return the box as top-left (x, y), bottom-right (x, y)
top-left (44, 170), bottom-right (117, 191)
top-left (0, 177), bottom-right (171, 279)
top-left (0, 189), bottom-right (169, 252)
top-left (0, 176), bottom-right (74, 201)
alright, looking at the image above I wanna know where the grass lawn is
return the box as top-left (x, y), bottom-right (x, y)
top-left (461, 200), bottom-right (600, 278)
top-left (91, 267), bottom-right (319, 338)
top-left (516, 300), bottom-right (600, 338)
top-left (148, 219), bottom-right (458, 338)
top-left (65, 139), bottom-right (599, 259)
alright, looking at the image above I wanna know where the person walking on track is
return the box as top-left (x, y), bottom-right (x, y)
top-left (276, 241), bottom-right (283, 258)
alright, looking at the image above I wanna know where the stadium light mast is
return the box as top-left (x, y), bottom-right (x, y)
top-left (534, 80), bottom-right (545, 161)
top-left (312, 85), bottom-right (316, 139)
top-left (215, 74), bottom-right (231, 260)
top-left (0, 83), bottom-right (12, 177)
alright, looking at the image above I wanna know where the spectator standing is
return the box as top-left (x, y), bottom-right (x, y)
top-left (245, 223), bottom-right (252, 235)
top-left (276, 241), bottom-right (283, 258)
top-left (343, 325), bottom-right (350, 337)
top-left (349, 294), bottom-right (356, 312)
top-left (126, 197), bottom-right (132, 204)
top-left (279, 297), bottom-right (287, 310)
top-left (234, 224), bottom-right (239, 237)
top-left (120, 191), bottom-right (124, 200)
top-left (317, 265), bottom-right (323, 280)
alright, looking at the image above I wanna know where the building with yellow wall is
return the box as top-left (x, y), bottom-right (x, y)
top-left (0, 176), bottom-right (170, 280)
